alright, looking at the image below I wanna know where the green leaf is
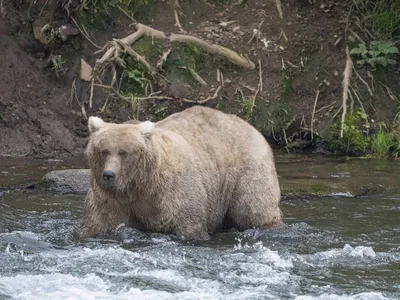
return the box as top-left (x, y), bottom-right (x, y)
top-left (350, 48), bottom-right (362, 55)
top-left (357, 59), bottom-right (366, 65)
top-left (388, 59), bottom-right (397, 65)
top-left (376, 56), bottom-right (388, 67)
top-left (367, 58), bottom-right (376, 68)
top-left (387, 46), bottom-right (399, 54)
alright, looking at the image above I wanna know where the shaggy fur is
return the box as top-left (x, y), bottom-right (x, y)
top-left (80, 106), bottom-right (283, 240)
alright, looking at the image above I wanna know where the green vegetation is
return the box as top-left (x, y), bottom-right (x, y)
top-left (350, 41), bottom-right (398, 68)
top-left (350, 0), bottom-right (400, 39)
top-left (77, 0), bottom-right (155, 26)
top-left (329, 109), bottom-right (400, 158)
top-left (154, 104), bottom-right (170, 119)
top-left (238, 96), bottom-right (254, 121)
top-left (50, 55), bottom-right (68, 77)
top-left (331, 110), bottom-right (369, 153)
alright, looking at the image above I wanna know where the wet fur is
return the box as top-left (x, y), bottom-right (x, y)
top-left (80, 106), bottom-right (283, 240)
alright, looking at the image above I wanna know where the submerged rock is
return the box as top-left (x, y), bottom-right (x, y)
top-left (38, 169), bottom-right (90, 195)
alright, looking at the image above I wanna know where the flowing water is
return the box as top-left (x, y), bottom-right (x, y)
top-left (0, 155), bottom-right (399, 299)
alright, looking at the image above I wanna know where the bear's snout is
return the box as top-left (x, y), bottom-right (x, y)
top-left (103, 170), bottom-right (116, 183)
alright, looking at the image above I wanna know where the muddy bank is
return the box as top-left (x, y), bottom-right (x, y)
top-left (0, 0), bottom-right (399, 158)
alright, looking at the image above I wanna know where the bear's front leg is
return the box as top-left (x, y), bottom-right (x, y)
top-left (174, 221), bottom-right (210, 241)
top-left (79, 188), bottom-right (132, 238)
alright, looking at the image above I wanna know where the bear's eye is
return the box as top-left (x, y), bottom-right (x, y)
top-left (101, 149), bottom-right (110, 156)
top-left (119, 150), bottom-right (128, 156)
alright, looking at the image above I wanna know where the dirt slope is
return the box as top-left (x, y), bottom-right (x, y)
top-left (0, 0), bottom-right (398, 158)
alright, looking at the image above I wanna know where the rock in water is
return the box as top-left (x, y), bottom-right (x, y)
top-left (39, 169), bottom-right (90, 195)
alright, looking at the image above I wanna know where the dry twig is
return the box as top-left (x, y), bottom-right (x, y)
top-left (311, 89), bottom-right (320, 140)
top-left (275, 0), bottom-right (283, 19)
top-left (70, 17), bottom-right (102, 49)
top-left (353, 67), bottom-right (373, 96)
top-left (183, 86), bottom-right (222, 104)
top-left (178, 66), bottom-right (208, 86)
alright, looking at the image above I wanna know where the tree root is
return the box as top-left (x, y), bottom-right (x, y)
top-left (183, 86), bottom-right (222, 104)
top-left (93, 22), bottom-right (255, 78)
top-left (340, 46), bottom-right (353, 138)
top-left (90, 22), bottom-right (255, 107)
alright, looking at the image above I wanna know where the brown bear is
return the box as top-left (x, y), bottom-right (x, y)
top-left (80, 106), bottom-right (282, 240)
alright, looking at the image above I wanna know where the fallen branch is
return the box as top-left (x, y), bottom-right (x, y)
top-left (340, 46), bottom-right (353, 138)
top-left (183, 86), bottom-right (222, 104)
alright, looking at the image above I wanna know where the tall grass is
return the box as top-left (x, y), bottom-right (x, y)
top-left (350, 0), bottom-right (400, 40)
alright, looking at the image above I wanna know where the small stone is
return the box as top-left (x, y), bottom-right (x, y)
top-left (57, 24), bottom-right (80, 42)
top-left (32, 20), bottom-right (48, 44)
top-left (81, 58), bottom-right (93, 82)
top-left (232, 26), bottom-right (240, 32)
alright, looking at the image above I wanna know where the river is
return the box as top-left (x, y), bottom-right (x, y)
top-left (0, 154), bottom-right (399, 299)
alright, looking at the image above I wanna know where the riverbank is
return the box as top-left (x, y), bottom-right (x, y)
top-left (0, 0), bottom-right (399, 158)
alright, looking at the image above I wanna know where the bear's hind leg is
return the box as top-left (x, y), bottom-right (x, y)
top-left (228, 167), bottom-right (283, 231)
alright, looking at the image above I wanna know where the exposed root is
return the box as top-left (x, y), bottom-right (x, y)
top-left (340, 46), bottom-right (353, 138)
top-left (95, 23), bottom-right (255, 71)
top-left (117, 5), bottom-right (136, 22)
top-left (239, 83), bottom-right (256, 92)
top-left (70, 17), bottom-right (102, 49)
top-left (248, 20), bottom-right (264, 44)
top-left (115, 39), bottom-right (154, 73)
top-left (89, 78), bottom-right (94, 108)
top-left (311, 89), bottom-right (320, 140)
top-left (90, 22), bottom-right (255, 109)
top-left (156, 48), bottom-right (172, 70)
top-left (170, 33), bottom-right (255, 69)
top-left (183, 86), bottom-right (222, 104)
top-left (353, 67), bottom-right (373, 97)
top-left (179, 66), bottom-right (208, 86)
top-left (0, 0), bottom-right (4, 17)
top-left (174, 9), bottom-right (186, 33)
top-left (250, 59), bottom-right (263, 110)
top-left (275, 0), bottom-right (283, 19)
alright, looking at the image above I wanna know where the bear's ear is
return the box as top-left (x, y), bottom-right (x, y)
top-left (140, 120), bottom-right (155, 139)
top-left (88, 116), bottom-right (105, 133)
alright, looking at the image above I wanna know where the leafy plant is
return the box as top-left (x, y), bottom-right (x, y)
top-left (350, 41), bottom-right (398, 68)
top-left (50, 55), bottom-right (68, 77)
top-left (238, 96), bottom-right (255, 121)
top-left (371, 122), bottom-right (395, 158)
top-left (331, 109), bottom-right (369, 153)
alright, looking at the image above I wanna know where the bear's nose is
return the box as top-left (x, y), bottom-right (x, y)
top-left (103, 170), bottom-right (115, 182)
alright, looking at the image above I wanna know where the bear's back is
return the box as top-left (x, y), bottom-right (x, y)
top-left (155, 106), bottom-right (272, 161)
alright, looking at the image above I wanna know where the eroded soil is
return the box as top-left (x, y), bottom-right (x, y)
top-left (0, 0), bottom-right (398, 158)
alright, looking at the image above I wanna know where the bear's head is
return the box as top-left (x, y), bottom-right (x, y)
top-left (86, 116), bottom-right (158, 192)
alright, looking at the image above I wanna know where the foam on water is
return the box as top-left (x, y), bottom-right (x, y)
top-left (2, 234), bottom-right (399, 300)
top-left (294, 292), bottom-right (394, 300)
